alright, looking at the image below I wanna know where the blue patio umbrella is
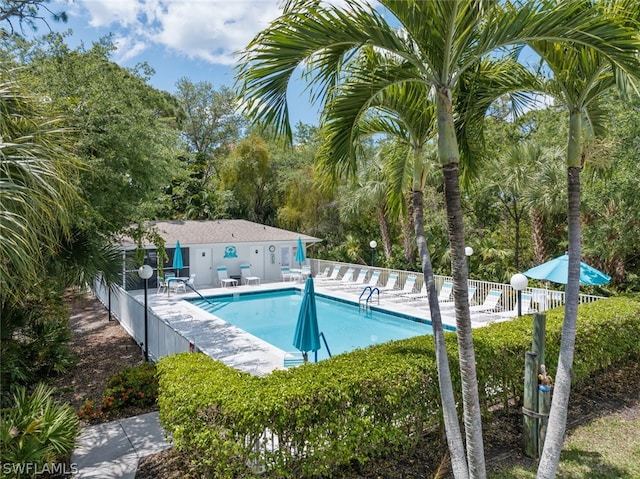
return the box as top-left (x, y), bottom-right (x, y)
top-left (524, 254), bottom-right (610, 286)
top-left (293, 277), bottom-right (321, 362)
top-left (294, 237), bottom-right (306, 267)
top-left (172, 241), bottom-right (184, 276)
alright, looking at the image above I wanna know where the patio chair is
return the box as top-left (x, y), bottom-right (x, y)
top-left (403, 282), bottom-right (427, 300)
top-left (492, 293), bottom-right (534, 320)
top-left (378, 273), bottom-right (399, 292)
top-left (316, 265), bottom-right (341, 282)
top-left (240, 264), bottom-right (261, 285)
top-left (324, 267), bottom-right (356, 289)
top-left (386, 275), bottom-right (417, 297)
top-left (440, 286), bottom-right (477, 309)
top-left (217, 266), bottom-right (238, 288)
top-left (469, 289), bottom-right (502, 314)
top-left (172, 273), bottom-right (196, 294)
top-left (437, 281), bottom-right (454, 304)
top-left (343, 268), bottom-right (369, 289)
top-left (315, 266), bottom-right (330, 279)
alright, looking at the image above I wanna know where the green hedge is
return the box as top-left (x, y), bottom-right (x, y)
top-left (158, 296), bottom-right (640, 478)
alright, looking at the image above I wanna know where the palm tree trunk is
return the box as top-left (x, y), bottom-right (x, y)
top-left (530, 207), bottom-right (548, 263)
top-left (402, 193), bottom-right (415, 263)
top-left (376, 207), bottom-right (393, 260)
top-left (437, 88), bottom-right (486, 479)
top-left (412, 187), bottom-right (469, 479)
top-left (537, 111), bottom-right (583, 479)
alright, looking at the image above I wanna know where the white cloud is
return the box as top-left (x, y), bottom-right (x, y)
top-left (72, 0), bottom-right (283, 66)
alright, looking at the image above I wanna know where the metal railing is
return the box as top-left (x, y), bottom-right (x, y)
top-left (307, 258), bottom-right (605, 313)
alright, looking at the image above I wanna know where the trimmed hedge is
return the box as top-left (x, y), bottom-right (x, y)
top-left (158, 296), bottom-right (640, 478)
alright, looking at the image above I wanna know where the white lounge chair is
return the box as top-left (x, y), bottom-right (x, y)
top-left (217, 266), bottom-right (238, 288)
top-left (469, 289), bottom-right (502, 314)
top-left (440, 286), bottom-right (477, 309)
top-left (240, 264), bottom-right (261, 285)
top-left (386, 275), bottom-right (417, 297)
top-left (281, 266), bottom-right (294, 282)
top-left (344, 268), bottom-right (369, 288)
top-left (325, 267), bottom-right (356, 289)
top-left (492, 293), bottom-right (534, 320)
top-left (315, 266), bottom-right (330, 279)
top-left (437, 281), bottom-right (454, 305)
top-left (403, 282), bottom-right (427, 300)
top-left (316, 265), bottom-right (341, 282)
top-left (378, 273), bottom-right (399, 292)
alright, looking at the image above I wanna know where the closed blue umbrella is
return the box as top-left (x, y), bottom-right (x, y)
top-left (293, 277), bottom-right (320, 362)
top-left (294, 237), bottom-right (306, 267)
top-left (524, 254), bottom-right (610, 286)
top-left (172, 241), bottom-right (184, 276)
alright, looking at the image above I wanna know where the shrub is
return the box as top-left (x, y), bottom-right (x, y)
top-left (0, 384), bottom-right (79, 477)
top-left (1, 293), bottom-right (74, 404)
top-left (101, 362), bottom-right (158, 412)
top-left (157, 295), bottom-right (640, 478)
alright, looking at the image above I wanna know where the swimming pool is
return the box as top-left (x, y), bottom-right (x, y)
top-left (189, 289), bottom-right (447, 361)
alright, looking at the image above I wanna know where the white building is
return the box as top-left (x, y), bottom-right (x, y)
top-left (119, 219), bottom-right (322, 290)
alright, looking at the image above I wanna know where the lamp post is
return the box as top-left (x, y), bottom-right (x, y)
top-left (138, 264), bottom-right (153, 361)
top-left (510, 273), bottom-right (529, 317)
top-left (369, 240), bottom-right (377, 267)
top-left (465, 246), bottom-right (474, 277)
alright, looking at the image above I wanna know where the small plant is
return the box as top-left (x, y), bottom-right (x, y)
top-left (0, 383), bottom-right (79, 476)
top-left (77, 399), bottom-right (103, 421)
top-left (101, 363), bottom-right (158, 412)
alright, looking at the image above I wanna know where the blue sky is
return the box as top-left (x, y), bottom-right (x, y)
top-left (44, 0), bottom-right (328, 126)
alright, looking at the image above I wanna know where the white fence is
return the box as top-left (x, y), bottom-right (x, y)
top-left (308, 259), bottom-right (605, 313)
top-left (92, 281), bottom-right (192, 362)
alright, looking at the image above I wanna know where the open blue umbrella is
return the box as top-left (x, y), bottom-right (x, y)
top-left (172, 241), bottom-right (184, 276)
top-left (293, 277), bottom-right (320, 362)
top-left (524, 254), bottom-right (610, 286)
top-left (294, 237), bottom-right (306, 268)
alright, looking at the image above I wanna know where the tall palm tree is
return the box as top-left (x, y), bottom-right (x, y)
top-left (318, 71), bottom-right (475, 474)
top-left (528, 10), bottom-right (640, 478)
top-left (237, 2), bottom-right (639, 477)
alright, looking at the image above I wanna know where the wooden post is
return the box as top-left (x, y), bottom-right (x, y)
top-left (538, 385), bottom-right (551, 454)
top-left (532, 313), bottom-right (546, 366)
top-left (523, 351), bottom-right (539, 457)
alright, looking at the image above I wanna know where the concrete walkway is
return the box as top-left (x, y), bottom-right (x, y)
top-left (72, 411), bottom-right (171, 479)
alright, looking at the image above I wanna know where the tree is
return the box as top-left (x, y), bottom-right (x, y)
top-left (237, 2), bottom-right (640, 477)
top-left (175, 78), bottom-right (242, 186)
top-left (0, 0), bottom-right (67, 34)
top-left (529, 7), bottom-right (640, 476)
top-left (0, 69), bottom-right (79, 301)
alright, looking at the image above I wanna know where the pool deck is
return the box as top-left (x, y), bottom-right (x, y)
top-left (135, 280), bottom-right (468, 376)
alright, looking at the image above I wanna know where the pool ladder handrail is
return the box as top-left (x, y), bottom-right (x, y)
top-left (358, 286), bottom-right (380, 310)
top-left (314, 331), bottom-right (332, 362)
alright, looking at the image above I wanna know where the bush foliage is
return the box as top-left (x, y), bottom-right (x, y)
top-left (0, 384), bottom-right (79, 478)
top-left (158, 296), bottom-right (640, 478)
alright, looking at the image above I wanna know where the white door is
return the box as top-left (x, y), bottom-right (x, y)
top-left (251, 245), bottom-right (264, 280)
top-left (194, 248), bottom-right (213, 287)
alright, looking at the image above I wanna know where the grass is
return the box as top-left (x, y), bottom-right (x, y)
top-left (489, 408), bottom-right (640, 478)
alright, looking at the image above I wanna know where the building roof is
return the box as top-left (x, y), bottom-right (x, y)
top-left (119, 220), bottom-right (322, 248)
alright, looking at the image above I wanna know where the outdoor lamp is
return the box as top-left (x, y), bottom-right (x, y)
top-left (465, 246), bottom-right (474, 277)
top-left (138, 264), bottom-right (153, 361)
top-left (369, 240), bottom-right (377, 267)
top-left (510, 273), bottom-right (529, 317)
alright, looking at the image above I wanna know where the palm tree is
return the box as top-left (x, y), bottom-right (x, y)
top-left (237, 2), bottom-right (639, 477)
top-left (336, 154), bottom-right (395, 261)
top-left (528, 8), bottom-right (640, 477)
top-left (0, 71), bottom-right (79, 302)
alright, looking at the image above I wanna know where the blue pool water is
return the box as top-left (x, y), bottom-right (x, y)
top-left (190, 289), bottom-right (440, 360)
